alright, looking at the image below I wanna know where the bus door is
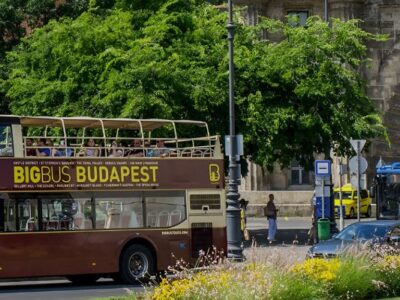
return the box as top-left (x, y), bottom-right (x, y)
top-left (187, 191), bottom-right (226, 258)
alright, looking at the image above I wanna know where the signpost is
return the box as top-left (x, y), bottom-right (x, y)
top-left (337, 160), bottom-right (347, 231)
top-left (349, 139), bottom-right (367, 222)
top-left (315, 160), bottom-right (331, 218)
top-left (315, 160), bottom-right (332, 240)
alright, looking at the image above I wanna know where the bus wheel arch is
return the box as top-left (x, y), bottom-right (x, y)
top-left (119, 238), bottom-right (157, 284)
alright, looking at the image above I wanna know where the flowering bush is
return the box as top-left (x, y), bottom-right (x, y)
top-left (292, 258), bottom-right (340, 282)
top-left (152, 265), bottom-right (271, 300)
top-left (141, 246), bottom-right (400, 300)
top-left (374, 255), bottom-right (400, 296)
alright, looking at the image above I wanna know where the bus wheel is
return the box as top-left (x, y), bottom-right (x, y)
top-left (66, 274), bottom-right (99, 285)
top-left (365, 206), bottom-right (372, 218)
top-left (350, 207), bottom-right (356, 219)
top-left (120, 244), bottom-right (155, 284)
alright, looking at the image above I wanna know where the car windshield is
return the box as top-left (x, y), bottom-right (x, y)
top-left (335, 223), bottom-right (389, 241)
top-left (334, 192), bottom-right (352, 199)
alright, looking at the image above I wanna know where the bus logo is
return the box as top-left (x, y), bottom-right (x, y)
top-left (209, 164), bottom-right (220, 183)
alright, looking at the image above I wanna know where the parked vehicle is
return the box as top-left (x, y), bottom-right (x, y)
top-left (307, 220), bottom-right (400, 258)
top-left (334, 184), bottom-right (372, 218)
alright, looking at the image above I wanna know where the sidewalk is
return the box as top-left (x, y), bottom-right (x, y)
top-left (245, 217), bottom-right (312, 247)
top-left (245, 216), bottom-right (374, 247)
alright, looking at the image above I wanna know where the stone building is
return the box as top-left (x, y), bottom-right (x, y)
top-left (237, 0), bottom-right (400, 193)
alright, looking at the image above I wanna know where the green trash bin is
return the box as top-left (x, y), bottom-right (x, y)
top-left (317, 218), bottom-right (330, 241)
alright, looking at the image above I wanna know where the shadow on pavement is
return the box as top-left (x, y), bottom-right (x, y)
top-left (244, 228), bottom-right (310, 247)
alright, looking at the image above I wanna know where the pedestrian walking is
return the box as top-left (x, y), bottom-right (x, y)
top-left (266, 194), bottom-right (278, 244)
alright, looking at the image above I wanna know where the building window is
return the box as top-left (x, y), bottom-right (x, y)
top-left (291, 161), bottom-right (311, 185)
top-left (287, 10), bottom-right (309, 27)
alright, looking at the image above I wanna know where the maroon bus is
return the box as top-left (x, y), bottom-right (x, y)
top-left (0, 115), bottom-right (226, 283)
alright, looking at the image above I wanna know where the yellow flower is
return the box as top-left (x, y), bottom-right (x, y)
top-left (378, 255), bottom-right (400, 271)
top-left (292, 258), bottom-right (340, 282)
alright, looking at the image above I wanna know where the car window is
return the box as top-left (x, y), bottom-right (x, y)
top-left (336, 223), bottom-right (389, 241)
top-left (361, 190), bottom-right (368, 199)
top-left (334, 192), bottom-right (352, 199)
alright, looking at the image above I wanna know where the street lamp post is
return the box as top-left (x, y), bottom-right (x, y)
top-left (226, 0), bottom-right (243, 260)
top-left (324, 0), bottom-right (328, 21)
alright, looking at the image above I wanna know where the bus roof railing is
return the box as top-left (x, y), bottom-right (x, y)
top-left (0, 115), bottom-right (221, 159)
top-left (14, 116), bottom-right (208, 130)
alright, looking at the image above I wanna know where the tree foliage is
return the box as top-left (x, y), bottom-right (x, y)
top-left (2, 1), bottom-right (388, 170)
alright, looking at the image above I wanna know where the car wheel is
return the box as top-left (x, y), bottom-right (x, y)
top-left (350, 207), bottom-right (356, 219)
top-left (365, 205), bottom-right (372, 218)
top-left (119, 244), bottom-right (155, 284)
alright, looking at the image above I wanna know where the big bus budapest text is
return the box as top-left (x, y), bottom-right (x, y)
top-left (0, 115), bottom-right (226, 283)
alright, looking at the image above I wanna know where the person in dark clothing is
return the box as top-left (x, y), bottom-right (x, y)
top-left (25, 138), bottom-right (36, 156)
top-left (266, 194), bottom-right (278, 243)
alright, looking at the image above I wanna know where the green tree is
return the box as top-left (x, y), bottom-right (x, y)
top-left (0, 0), bottom-right (99, 114)
top-left (2, 1), bottom-right (388, 170)
top-left (235, 17), bottom-right (388, 169)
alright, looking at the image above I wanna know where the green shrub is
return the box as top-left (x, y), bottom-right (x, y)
top-left (329, 257), bottom-right (378, 299)
top-left (268, 272), bottom-right (327, 300)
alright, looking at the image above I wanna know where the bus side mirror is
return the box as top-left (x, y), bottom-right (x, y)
top-left (369, 186), bottom-right (375, 198)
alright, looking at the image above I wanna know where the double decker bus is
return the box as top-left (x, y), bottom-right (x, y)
top-left (0, 115), bottom-right (226, 283)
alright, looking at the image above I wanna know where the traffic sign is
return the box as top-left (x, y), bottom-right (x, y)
top-left (349, 156), bottom-right (368, 174)
top-left (315, 160), bottom-right (331, 177)
top-left (350, 139), bottom-right (366, 153)
top-left (350, 174), bottom-right (365, 190)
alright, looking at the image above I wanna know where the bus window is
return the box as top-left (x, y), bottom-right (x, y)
top-left (3, 197), bottom-right (16, 232)
top-left (17, 199), bottom-right (38, 231)
top-left (40, 195), bottom-right (93, 231)
top-left (190, 194), bottom-right (221, 211)
top-left (145, 193), bottom-right (186, 228)
top-left (95, 195), bottom-right (143, 229)
top-left (0, 125), bottom-right (13, 157)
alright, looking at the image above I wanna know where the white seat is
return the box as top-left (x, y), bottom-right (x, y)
top-left (170, 209), bottom-right (183, 225)
top-left (25, 217), bottom-right (36, 231)
top-left (147, 211), bottom-right (157, 228)
top-left (157, 211), bottom-right (170, 227)
top-left (104, 208), bottom-right (120, 229)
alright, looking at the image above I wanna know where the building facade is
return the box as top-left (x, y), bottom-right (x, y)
top-left (238, 0), bottom-right (400, 191)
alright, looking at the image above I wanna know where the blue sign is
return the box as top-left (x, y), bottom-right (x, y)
top-left (315, 160), bottom-right (331, 177)
top-left (315, 196), bottom-right (331, 219)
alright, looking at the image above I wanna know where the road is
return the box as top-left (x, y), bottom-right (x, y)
top-left (0, 217), bottom-right (373, 299)
top-left (0, 279), bottom-right (144, 300)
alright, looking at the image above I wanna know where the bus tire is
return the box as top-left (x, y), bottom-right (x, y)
top-left (350, 207), bottom-right (356, 219)
top-left (365, 205), bottom-right (372, 218)
top-left (120, 244), bottom-right (155, 284)
top-left (66, 274), bottom-right (99, 285)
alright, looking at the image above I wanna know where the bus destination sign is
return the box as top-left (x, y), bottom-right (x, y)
top-left (0, 158), bottom-right (224, 191)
